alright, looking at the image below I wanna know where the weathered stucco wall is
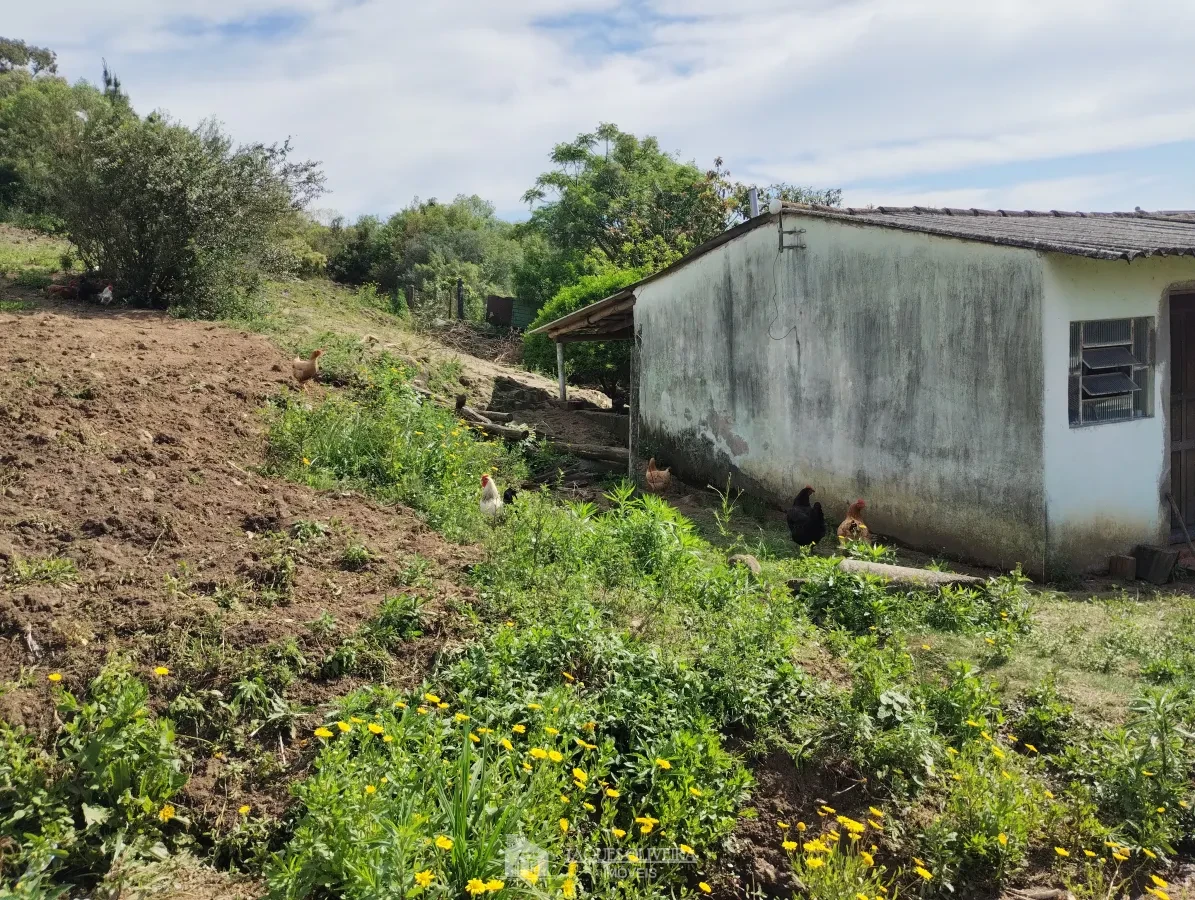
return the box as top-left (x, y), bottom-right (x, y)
top-left (1042, 254), bottom-right (1195, 573)
top-left (635, 214), bottom-right (1047, 573)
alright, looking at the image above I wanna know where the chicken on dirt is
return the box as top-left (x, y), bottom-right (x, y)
top-left (644, 458), bottom-right (671, 494)
top-left (837, 499), bottom-right (871, 544)
top-left (292, 349), bottom-right (325, 387)
top-left (786, 485), bottom-right (825, 547)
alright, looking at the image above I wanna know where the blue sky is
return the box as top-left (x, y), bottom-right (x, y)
top-left (10, 0), bottom-right (1195, 220)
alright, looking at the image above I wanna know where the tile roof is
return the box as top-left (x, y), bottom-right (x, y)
top-left (783, 204), bottom-right (1195, 261)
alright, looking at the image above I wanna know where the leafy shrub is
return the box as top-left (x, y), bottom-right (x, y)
top-left (524, 268), bottom-right (644, 394)
top-left (0, 663), bottom-right (186, 890)
top-left (1013, 676), bottom-right (1076, 754)
top-left (266, 355), bottom-right (526, 540)
top-left (8, 555), bottom-right (77, 585)
top-left (49, 110), bottom-right (323, 318)
top-left (262, 236), bottom-right (326, 279)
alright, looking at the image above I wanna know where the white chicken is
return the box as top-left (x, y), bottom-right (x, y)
top-left (480, 473), bottom-right (504, 522)
top-left (99, 284), bottom-right (113, 306)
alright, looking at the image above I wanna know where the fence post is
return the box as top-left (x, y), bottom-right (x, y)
top-left (556, 342), bottom-right (567, 403)
top-left (456, 278), bottom-right (464, 320)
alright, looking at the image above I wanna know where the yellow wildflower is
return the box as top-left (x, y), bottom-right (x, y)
top-left (337, 721), bottom-right (351, 733)
top-left (698, 883), bottom-right (712, 893)
top-left (1084, 850), bottom-right (1096, 858)
top-left (868, 820), bottom-right (882, 830)
top-left (1044, 790), bottom-right (1055, 799)
top-left (47, 673), bottom-right (62, 683)
top-left (368, 723), bottom-right (384, 735)
top-left (314, 727), bottom-right (333, 739)
top-left (606, 787), bottom-right (620, 798)
top-left (519, 865), bottom-right (541, 885)
top-left (583, 802), bottom-right (595, 812)
top-left (154, 666), bottom-right (170, 677)
top-left (365, 785), bottom-right (376, 795)
top-left (466, 878), bottom-right (487, 895)
top-left (805, 858), bottom-right (826, 869)
top-left (803, 840), bottom-right (829, 854)
top-left (992, 747), bottom-right (1005, 759)
top-left (860, 851), bottom-right (874, 866)
top-left (527, 703), bottom-right (542, 711)
top-left (239, 805), bottom-right (251, 815)
top-left (521, 762), bottom-right (532, 772)
top-left (383, 735), bottom-right (394, 743)
top-left (915, 866), bottom-right (933, 881)
top-left (998, 833), bottom-right (1008, 846)
top-left (562, 671), bottom-right (575, 682)
top-left (424, 692), bottom-right (441, 704)
top-left (548, 750), bottom-right (563, 763)
top-left (680, 844), bottom-right (695, 855)
top-left (656, 758), bottom-right (672, 770)
top-left (485, 879), bottom-right (503, 893)
top-left (1151, 875), bottom-right (1169, 888)
top-left (395, 701), bottom-right (408, 709)
top-left (1143, 848), bottom-right (1158, 859)
top-left (159, 804), bottom-right (176, 823)
top-left (796, 822), bottom-right (807, 832)
top-left (437, 702), bottom-right (448, 710)
top-left (512, 724), bottom-right (526, 734)
top-left (469, 733), bottom-right (480, 744)
top-left (1025, 743), bottom-right (1039, 753)
top-left (435, 835), bottom-right (453, 851)
top-left (530, 748), bottom-right (548, 759)
top-left (782, 840), bottom-right (797, 851)
top-left (635, 815), bottom-right (660, 834)
top-left (612, 828), bottom-right (627, 838)
top-left (455, 712), bottom-right (470, 723)
top-left (869, 807), bottom-right (883, 819)
top-left (414, 870), bottom-right (433, 888)
top-left (501, 738), bottom-right (513, 751)
top-left (572, 768), bottom-right (588, 783)
top-left (350, 716), bottom-right (365, 724)
top-left (1055, 847), bottom-right (1070, 857)
top-left (559, 818), bottom-right (569, 833)
top-left (820, 805), bottom-right (836, 814)
top-left (1143, 770), bottom-right (1155, 777)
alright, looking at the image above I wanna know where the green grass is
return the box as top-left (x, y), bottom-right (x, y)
top-left (0, 227), bottom-right (71, 278)
top-left (8, 555), bottom-right (78, 586)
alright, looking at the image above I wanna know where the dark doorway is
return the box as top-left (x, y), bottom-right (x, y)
top-left (1171, 294), bottom-right (1195, 540)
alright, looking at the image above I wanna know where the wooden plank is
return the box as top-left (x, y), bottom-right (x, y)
top-left (837, 558), bottom-right (983, 588)
top-left (547, 442), bottom-right (629, 463)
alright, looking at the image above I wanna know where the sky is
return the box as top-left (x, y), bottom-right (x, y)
top-left (11, 0), bottom-right (1195, 221)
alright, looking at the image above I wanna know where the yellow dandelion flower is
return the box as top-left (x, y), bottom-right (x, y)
top-left (365, 785), bottom-right (376, 795)
top-left (350, 716), bottom-right (365, 724)
top-left (368, 723), bottom-right (384, 734)
top-left (572, 767), bottom-right (588, 783)
top-left (501, 738), bottom-right (513, 751)
top-left (527, 703), bottom-right (542, 711)
top-left (796, 822), bottom-right (807, 832)
top-left (435, 835), bottom-right (453, 851)
top-left (680, 844), bottom-right (695, 855)
top-left (437, 702), bottom-right (448, 710)
top-left (805, 858), bottom-right (826, 869)
top-left (698, 883), bottom-right (712, 893)
top-left (915, 866), bottom-right (933, 881)
top-left (424, 692), bottom-right (441, 704)
top-left (395, 701), bottom-right (408, 709)
top-left (545, 726), bottom-right (559, 735)
top-left (1025, 743), bottom-right (1039, 753)
top-left (337, 721), bottom-right (351, 733)
top-left (1044, 790), bottom-right (1055, 799)
top-left (998, 833), bottom-right (1008, 846)
top-left (159, 804), bottom-right (176, 823)
top-left (1143, 848), bottom-right (1158, 859)
top-left (992, 747), bottom-right (1005, 759)
top-left (466, 878), bottom-right (487, 895)
top-left (1143, 770), bottom-right (1155, 777)
top-left (562, 671), bottom-right (575, 682)
top-left (1054, 847), bottom-right (1070, 857)
top-left (869, 807), bottom-right (883, 819)
top-left (1151, 875), bottom-right (1169, 888)
top-left (239, 804), bottom-right (251, 815)
top-left (314, 726), bottom-right (333, 738)
top-left (521, 762), bottom-right (533, 772)
top-left (154, 666), bottom-right (170, 677)
top-left (455, 712), bottom-right (470, 722)
top-left (606, 787), bottom-right (620, 798)
top-left (383, 735), bottom-right (394, 743)
top-left (860, 851), bottom-right (875, 866)
top-left (559, 818), bottom-right (569, 833)
top-left (519, 865), bottom-right (541, 885)
top-left (414, 870), bottom-right (433, 887)
top-left (583, 802), bottom-right (595, 812)
top-left (485, 879), bottom-right (503, 893)
top-left (612, 828), bottom-right (627, 838)
top-left (1114, 852), bottom-right (1129, 862)
top-left (469, 732), bottom-right (480, 744)
top-left (868, 819), bottom-right (883, 830)
top-left (656, 758), bottom-right (672, 770)
top-left (560, 795), bottom-right (570, 804)
top-left (820, 805), bottom-right (836, 814)
top-left (782, 840), bottom-right (797, 851)
top-left (548, 750), bottom-right (563, 763)
top-left (530, 748), bottom-right (548, 759)
top-left (946, 747), bottom-right (959, 755)
top-left (1084, 850), bottom-right (1096, 858)
top-left (47, 673), bottom-right (62, 683)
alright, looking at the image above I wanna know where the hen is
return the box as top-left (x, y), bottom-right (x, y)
top-left (292, 349), bottom-right (325, 387)
top-left (480, 474), bottom-right (504, 522)
top-left (502, 486), bottom-right (518, 505)
top-left (644, 458), bottom-right (671, 494)
top-left (786, 485), bottom-right (825, 547)
top-left (837, 499), bottom-right (871, 544)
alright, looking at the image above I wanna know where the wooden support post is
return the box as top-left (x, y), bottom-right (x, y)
top-left (556, 342), bottom-right (567, 403)
top-left (628, 324), bottom-right (640, 482)
top-left (456, 277), bottom-right (464, 320)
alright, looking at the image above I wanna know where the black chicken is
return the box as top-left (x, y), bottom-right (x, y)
top-left (502, 486), bottom-right (518, 505)
top-left (786, 485), bottom-right (825, 547)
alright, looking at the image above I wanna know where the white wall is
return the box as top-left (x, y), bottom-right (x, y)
top-left (1042, 253), bottom-right (1195, 572)
top-left (635, 213), bottom-right (1049, 571)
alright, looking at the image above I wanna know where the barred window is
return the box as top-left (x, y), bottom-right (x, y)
top-left (1068, 317), bottom-right (1154, 427)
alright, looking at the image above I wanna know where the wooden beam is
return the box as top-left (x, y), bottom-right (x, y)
top-left (629, 324), bottom-right (640, 481)
top-left (556, 341), bottom-right (566, 402)
top-left (547, 442), bottom-right (629, 463)
top-left (554, 327), bottom-right (634, 344)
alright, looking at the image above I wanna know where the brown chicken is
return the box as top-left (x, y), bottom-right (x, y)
top-left (836, 499), bottom-right (871, 544)
top-left (644, 458), bottom-right (671, 494)
top-left (292, 349), bottom-right (325, 386)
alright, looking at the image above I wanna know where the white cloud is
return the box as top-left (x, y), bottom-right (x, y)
top-left (9, 0), bottom-right (1195, 217)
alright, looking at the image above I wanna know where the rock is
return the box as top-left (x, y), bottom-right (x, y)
top-left (729, 554), bottom-right (762, 575)
top-left (140, 487), bottom-right (156, 503)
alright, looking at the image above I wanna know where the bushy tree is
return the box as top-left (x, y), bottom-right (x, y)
top-left (523, 267), bottom-right (644, 394)
top-left (50, 110), bottom-right (324, 316)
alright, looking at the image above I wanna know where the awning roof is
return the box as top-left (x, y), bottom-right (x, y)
top-left (528, 287), bottom-right (636, 342)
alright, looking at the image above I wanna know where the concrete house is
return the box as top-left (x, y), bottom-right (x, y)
top-left (532, 205), bottom-right (1195, 577)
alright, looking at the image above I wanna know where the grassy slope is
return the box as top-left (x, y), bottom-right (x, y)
top-left (5, 227), bottom-right (1195, 899)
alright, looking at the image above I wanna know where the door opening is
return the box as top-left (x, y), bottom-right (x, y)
top-left (1171, 294), bottom-right (1195, 541)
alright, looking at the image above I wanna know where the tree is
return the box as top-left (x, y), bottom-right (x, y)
top-left (729, 182), bottom-right (843, 222)
top-left (521, 123), bottom-right (734, 272)
top-left (49, 110), bottom-right (325, 317)
top-left (0, 37), bottom-right (57, 75)
top-left (523, 268), bottom-right (645, 395)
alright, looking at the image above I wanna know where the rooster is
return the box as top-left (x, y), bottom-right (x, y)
top-left (98, 284), bottom-right (113, 306)
top-left (786, 485), bottom-right (825, 547)
top-left (644, 458), bottom-right (671, 494)
top-left (837, 499), bottom-right (871, 544)
top-left (292, 349), bottom-right (325, 387)
top-left (480, 474), bottom-right (504, 522)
